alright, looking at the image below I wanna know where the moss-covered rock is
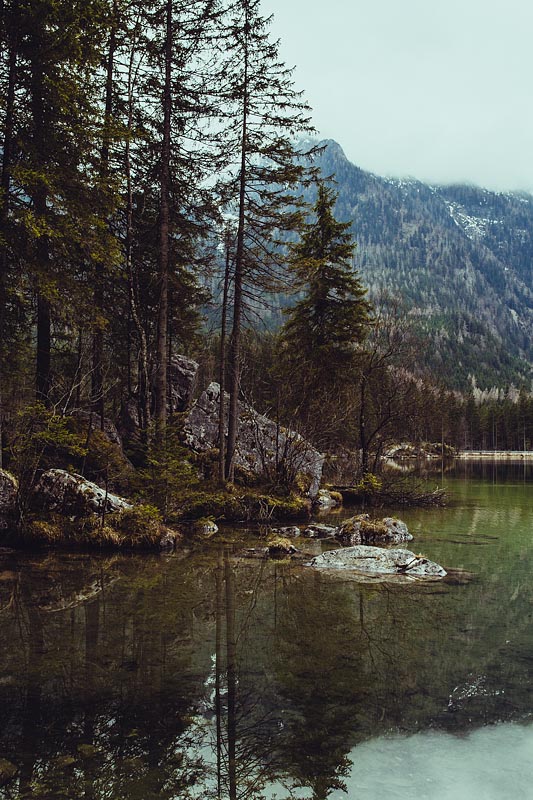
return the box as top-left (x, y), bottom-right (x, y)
top-left (20, 504), bottom-right (180, 551)
top-left (336, 514), bottom-right (413, 546)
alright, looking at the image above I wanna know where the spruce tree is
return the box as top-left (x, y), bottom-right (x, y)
top-left (279, 183), bottom-right (372, 448)
top-left (218, 0), bottom-right (316, 480)
top-left (283, 182), bottom-right (371, 373)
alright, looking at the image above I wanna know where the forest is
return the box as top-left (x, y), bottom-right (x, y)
top-left (1, 0), bottom-right (533, 538)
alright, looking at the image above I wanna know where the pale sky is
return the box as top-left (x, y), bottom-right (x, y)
top-left (267, 0), bottom-right (533, 192)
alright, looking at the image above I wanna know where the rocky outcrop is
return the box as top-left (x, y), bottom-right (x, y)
top-left (33, 469), bottom-right (132, 517)
top-left (310, 545), bottom-right (446, 578)
top-left (336, 514), bottom-right (413, 546)
top-left (0, 470), bottom-right (18, 525)
top-left (168, 354), bottom-right (199, 413)
top-left (184, 382), bottom-right (324, 497)
top-left (119, 355), bottom-right (199, 445)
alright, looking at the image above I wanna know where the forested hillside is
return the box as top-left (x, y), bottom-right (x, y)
top-left (315, 140), bottom-right (533, 390)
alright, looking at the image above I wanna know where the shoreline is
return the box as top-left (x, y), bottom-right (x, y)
top-left (456, 451), bottom-right (533, 460)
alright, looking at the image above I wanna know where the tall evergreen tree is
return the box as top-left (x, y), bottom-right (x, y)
top-left (219, 0), bottom-right (316, 480)
top-left (279, 182), bottom-right (372, 448)
top-left (282, 182), bottom-right (371, 370)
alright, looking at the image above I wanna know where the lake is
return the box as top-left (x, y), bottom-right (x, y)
top-left (1, 460), bottom-right (533, 799)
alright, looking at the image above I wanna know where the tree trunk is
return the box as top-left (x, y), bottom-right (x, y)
top-left (91, 1), bottom-right (117, 429)
top-left (225, 8), bottom-right (249, 480)
top-left (31, 50), bottom-right (51, 405)
top-left (154, 0), bottom-right (172, 444)
top-left (36, 290), bottom-right (51, 404)
top-left (125, 20), bottom-right (150, 443)
top-left (218, 229), bottom-right (232, 483)
top-left (359, 374), bottom-right (368, 474)
top-left (0, 10), bottom-right (18, 463)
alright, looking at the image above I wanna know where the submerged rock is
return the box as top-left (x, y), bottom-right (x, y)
top-left (184, 382), bottom-right (324, 497)
top-left (310, 545), bottom-right (446, 578)
top-left (336, 514), bottom-right (413, 546)
top-left (33, 469), bottom-right (132, 517)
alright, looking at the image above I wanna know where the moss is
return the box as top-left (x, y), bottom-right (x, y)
top-left (359, 519), bottom-right (388, 537)
top-left (176, 488), bottom-right (310, 524)
top-left (19, 504), bottom-right (175, 551)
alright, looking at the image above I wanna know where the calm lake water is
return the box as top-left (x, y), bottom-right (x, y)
top-left (1, 460), bottom-right (533, 799)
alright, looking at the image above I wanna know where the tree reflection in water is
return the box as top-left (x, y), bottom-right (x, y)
top-left (2, 521), bottom-right (533, 799)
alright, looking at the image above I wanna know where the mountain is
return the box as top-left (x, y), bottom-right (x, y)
top-left (313, 140), bottom-right (533, 390)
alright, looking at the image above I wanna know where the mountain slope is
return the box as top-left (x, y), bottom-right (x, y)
top-left (315, 140), bottom-right (533, 389)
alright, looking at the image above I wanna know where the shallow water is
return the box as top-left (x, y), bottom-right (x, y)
top-left (1, 461), bottom-right (533, 799)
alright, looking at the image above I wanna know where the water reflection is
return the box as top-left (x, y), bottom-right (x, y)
top-left (2, 470), bottom-right (533, 798)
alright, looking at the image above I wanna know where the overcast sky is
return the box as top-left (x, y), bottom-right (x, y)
top-left (267, 0), bottom-right (533, 192)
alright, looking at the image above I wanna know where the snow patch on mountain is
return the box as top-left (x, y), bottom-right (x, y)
top-left (447, 202), bottom-right (495, 240)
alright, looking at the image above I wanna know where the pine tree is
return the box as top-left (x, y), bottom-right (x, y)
top-left (283, 182), bottom-right (371, 374)
top-left (278, 182), bottom-right (372, 449)
top-left (218, 0), bottom-right (316, 480)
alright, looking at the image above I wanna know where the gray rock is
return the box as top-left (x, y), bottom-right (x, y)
top-left (383, 517), bottom-right (411, 541)
top-left (314, 489), bottom-right (339, 509)
top-left (336, 515), bottom-right (413, 546)
top-left (33, 469), bottom-right (132, 517)
top-left (168, 355), bottom-right (199, 413)
top-left (0, 470), bottom-right (18, 517)
top-left (303, 523), bottom-right (338, 539)
top-left (184, 382), bottom-right (324, 497)
top-left (271, 526), bottom-right (301, 538)
top-left (310, 545), bottom-right (446, 578)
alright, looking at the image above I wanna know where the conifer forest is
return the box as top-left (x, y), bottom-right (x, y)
top-left (1, 0), bottom-right (533, 536)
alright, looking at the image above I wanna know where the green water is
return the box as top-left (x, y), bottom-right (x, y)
top-left (1, 462), bottom-right (533, 799)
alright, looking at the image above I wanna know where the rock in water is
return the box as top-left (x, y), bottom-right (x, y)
top-left (303, 523), bottom-right (338, 539)
top-left (33, 469), bottom-right (132, 517)
top-left (336, 515), bottom-right (413, 545)
top-left (184, 382), bottom-right (324, 497)
top-left (310, 545), bottom-right (446, 578)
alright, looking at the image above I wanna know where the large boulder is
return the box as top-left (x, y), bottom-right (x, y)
top-left (184, 382), bottom-right (324, 497)
top-left (168, 354), bottom-right (199, 413)
top-left (310, 545), bottom-right (446, 578)
top-left (336, 514), bottom-right (413, 546)
top-left (33, 469), bottom-right (132, 517)
top-left (119, 355), bottom-right (199, 446)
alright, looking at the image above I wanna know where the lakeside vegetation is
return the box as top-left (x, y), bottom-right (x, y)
top-left (0, 0), bottom-right (532, 547)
